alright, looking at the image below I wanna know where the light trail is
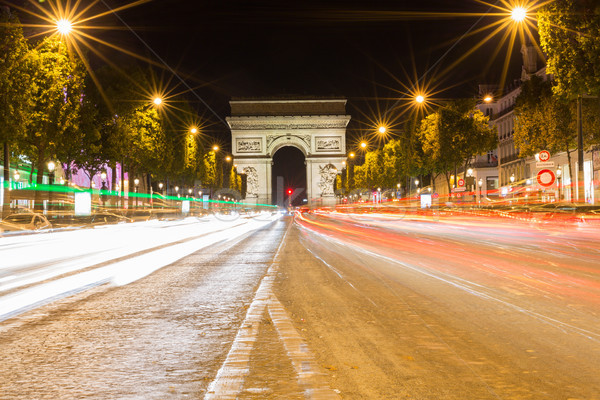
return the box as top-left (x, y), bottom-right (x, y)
top-left (0, 214), bottom-right (280, 322)
top-left (296, 212), bottom-right (600, 343)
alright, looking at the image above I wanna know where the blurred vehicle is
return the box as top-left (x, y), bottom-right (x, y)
top-left (90, 212), bottom-right (133, 226)
top-left (0, 213), bottom-right (52, 233)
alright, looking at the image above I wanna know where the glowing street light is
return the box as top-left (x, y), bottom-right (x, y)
top-left (511, 7), bottom-right (527, 22)
top-left (415, 95), bottom-right (425, 104)
top-left (378, 126), bottom-right (387, 134)
top-left (360, 142), bottom-right (367, 149)
top-left (56, 19), bottom-right (72, 35)
top-left (190, 127), bottom-right (198, 134)
top-left (484, 95), bottom-right (493, 103)
top-left (213, 145), bottom-right (219, 151)
top-left (225, 156), bottom-right (232, 162)
top-left (13, 171), bottom-right (20, 181)
top-left (153, 97), bottom-right (163, 106)
top-left (349, 152), bottom-right (355, 158)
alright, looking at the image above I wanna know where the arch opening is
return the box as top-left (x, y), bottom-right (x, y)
top-left (271, 146), bottom-right (306, 207)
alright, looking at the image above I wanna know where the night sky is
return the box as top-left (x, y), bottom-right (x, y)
top-left (7, 0), bottom-right (529, 129)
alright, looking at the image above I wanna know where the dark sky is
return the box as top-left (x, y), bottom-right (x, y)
top-left (8, 0), bottom-right (530, 143)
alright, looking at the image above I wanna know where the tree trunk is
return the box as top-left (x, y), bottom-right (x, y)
top-left (3, 142), bottom-right (11, 218)
top-left (445, 171), bottom-right (452, 194)
top-left (120, 160), bottom-right (125, 209)
top-left (565, 142), bottom-right (574, 203)
top-left (34, 148), bottom-right (46, 211)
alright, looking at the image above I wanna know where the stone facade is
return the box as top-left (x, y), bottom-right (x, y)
top-left (228, 99), bottom-right (351, 205)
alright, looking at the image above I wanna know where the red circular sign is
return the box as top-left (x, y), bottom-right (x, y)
top-left (433, 193), bottom-right (439, 199)
top-left (538, 150), bottom-right (551, 162)
top-left (536, 169), bottom-right (556, 187)
top-left (457, 178), bottom-right (465, 187)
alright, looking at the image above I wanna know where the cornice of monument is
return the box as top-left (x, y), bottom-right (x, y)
top-left (227, 115), bottom-right (351, 130)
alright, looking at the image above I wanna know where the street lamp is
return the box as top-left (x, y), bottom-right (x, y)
top-left (360, 142), bottom-right (367, 149)
top-left (556, 168), bottom-right (562, 201)
top-left (511, 7), bottom-right (527, 22)
top-left (56, 18), bottom-right (73, 35)
top-left (100, 171), bottom-right (108, 208)
top-left (478, 178), bottom-right (483, 205)
top-left (225, 156), bottom-right (231, 162)
top-left (378, 126), bottom-right (387, 134)
top-left (134, 178), bottom-right (139, 207)
top-left (190, 127), bottom-right (198, 134)
top-left (415, 95), bottom-right (425, 104)
top-left (175, 186), bottom-right (179, 198)
top-left (153, 97), bottom-right (163, 106)
top-left (213, 145), bottom-right (219, 152)
top-left (510, 174), bottom-right (516, 201)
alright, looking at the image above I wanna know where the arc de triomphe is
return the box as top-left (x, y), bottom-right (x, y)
top-left (227, 98), bottom-right (351, 206)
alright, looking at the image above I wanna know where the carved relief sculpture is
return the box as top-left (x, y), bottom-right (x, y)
top-left (318, 164), bottom-right (338, 196)
top-left (243, 166), bottom-right (259, 197)
top-left (236, 139), bottom-right (261, 153)
top-left (316, 137), bottom-right (341, 151)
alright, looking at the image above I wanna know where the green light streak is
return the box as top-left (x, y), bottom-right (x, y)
top-left (4, 182), bottom-right (277, 209)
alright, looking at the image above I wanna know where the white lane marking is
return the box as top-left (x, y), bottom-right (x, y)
top-left (204, 223), bottom-right (291, 400)
top-left (268, 294), bottom-right (341, 399)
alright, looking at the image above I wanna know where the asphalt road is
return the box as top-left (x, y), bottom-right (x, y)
top-left (1, 212), bottom-right (599, 399)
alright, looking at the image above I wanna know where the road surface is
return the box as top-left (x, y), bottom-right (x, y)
top-left (1, 211), bottom-right (599, 399)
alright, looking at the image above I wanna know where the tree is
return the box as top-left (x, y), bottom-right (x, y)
top-left (538, 0), bottom-right (600, 99)
top-left (1, 8), bottom-right (30, 216)
top-left (202, 150), bottom-right (218, 189)
top-left (17, 36), bottom-right (85, 208)
top-left (418, 100), bottom-right (497, 193)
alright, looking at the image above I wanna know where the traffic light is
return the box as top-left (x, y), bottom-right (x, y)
top-left (287, 188), bottom-right (293, 195)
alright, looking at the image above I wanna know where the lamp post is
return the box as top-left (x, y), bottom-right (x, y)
top-left (134, 178), bottom-right (139, 207)
top-left (100, 171), bottom-right (108, 208)
top-left (556, 167), bottom-right (562, 201)
top-left (47, 161), bottom-right (56, 212)
top-left (510, 174), bottom-right (515, 201)
top-left (478, 178), bottom-right (483, 205)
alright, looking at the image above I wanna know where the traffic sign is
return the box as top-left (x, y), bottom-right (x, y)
top-left (432, 192), bottom-right (439, 199)
top-left (538, 150), bottom-right (551, 162)
top-left (457, 178), bottom-right (465, 187)
top-left (536, 169), bottom-right (556, 187)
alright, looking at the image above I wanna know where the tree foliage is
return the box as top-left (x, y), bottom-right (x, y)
top-left (538, 0), bottom-right (600, 99)
top-left (417, 100), bottom-right (497, 192)
top-left (0, 8), bottom-right (30, 146)
top-left (514, 75), bottom-right (576, 157)
top-left (18, 36), bottom-right (85, 184)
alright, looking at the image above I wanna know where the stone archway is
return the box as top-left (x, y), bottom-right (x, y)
top-left (227, 98), bottom-right (351, 206)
